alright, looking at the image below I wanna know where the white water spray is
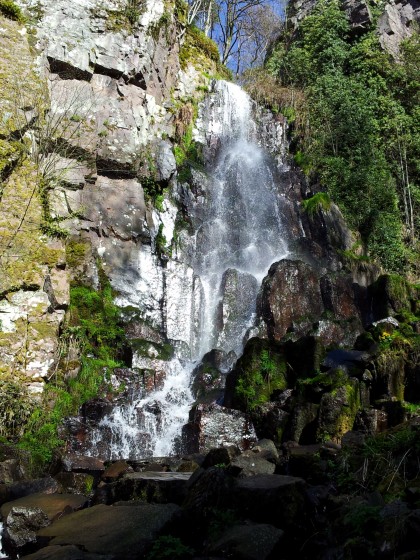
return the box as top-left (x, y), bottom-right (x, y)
top-left (85, 81), bottom-right (289, 459)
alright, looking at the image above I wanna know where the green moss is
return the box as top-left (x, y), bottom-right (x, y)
top-left (298, 367), bottom-right (348, 394)
top-left (131, 339), bottom-right (174, 361)
top-left (234, 340), bottom-right (287, 411)
top-left (0, 139), bottom-right (23, 179)
top-left (0, 0), bottom-right (24, 22)
top-left (66, 240), bottom-right (89, 268)
top-left (179, 25), bottom-right (219, 72)
top-left (150, 11), bottom-right (171, 41)
top-left (174, 117), bottom-right (204, 183)
top-left (301, 192), bottom-right (331, 215)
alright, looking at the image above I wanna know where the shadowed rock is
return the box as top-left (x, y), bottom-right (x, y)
top-left (36, 502), bottom-right (181, 559)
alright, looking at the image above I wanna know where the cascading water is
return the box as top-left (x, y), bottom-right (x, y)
top-left (85, 81), bottom-right (289, 460)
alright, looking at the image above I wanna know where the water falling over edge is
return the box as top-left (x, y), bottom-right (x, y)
top-left (82, 80), bottom-right (290, 460)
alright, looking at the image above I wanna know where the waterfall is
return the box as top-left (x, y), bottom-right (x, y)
top-left (85, 81), bottom-right (289, 460)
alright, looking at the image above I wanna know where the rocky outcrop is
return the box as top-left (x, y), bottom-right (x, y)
top-left (378, 0), bottom-right (420, 59)
top-left (258, 259), bottom-right (364, 347)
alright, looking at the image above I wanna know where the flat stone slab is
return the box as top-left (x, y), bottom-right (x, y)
top-left (21, 544), bottom-right (111, 559)
top-left (1, 493), bottom-right (87, 521)
top-left (109, 472), bottom-right (193, 505)
top-left (36, 502), bottom-right (181, 559)
top-left (123, 472), bottom-right (193, 481)
top-left (62, 454), bottom-right (105, 473)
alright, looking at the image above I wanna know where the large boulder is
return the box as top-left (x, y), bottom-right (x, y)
top-left (1, 493), bottom-right (87, 523)
top-left (224, 337), bottom-right (288, 412)
top-left (208, 522), bottom-right (284, 560)
top-left (232, 474), bottom-right (307, 530)
top-left (3, 506), bottom-right (50, 551)
top-left (182, 403), bottom-right (257, 454)
top-left (259, 260), bottom-right (323, 342)
top-left (36, 502), bottom-right (181, 559)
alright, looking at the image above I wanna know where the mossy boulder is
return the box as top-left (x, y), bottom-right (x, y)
top-left (225, 338), bottom-right (287, 412)
top-left (317, 378), bottom-right (361, 442)
top-left (370, 274), bottom-right (417, 320)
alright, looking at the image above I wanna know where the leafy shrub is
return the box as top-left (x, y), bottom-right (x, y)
top-left (147, 536), bottom-right (194, 560)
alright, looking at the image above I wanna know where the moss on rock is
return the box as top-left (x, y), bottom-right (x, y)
top-left (228, 338), bottom-right (288, 412)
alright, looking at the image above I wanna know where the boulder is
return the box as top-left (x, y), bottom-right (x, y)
top-left (224, 337), bottom-right (287, 412)
top-left (259, 260), bottom-right (323, 342)
top-left (378, 1), bottom-right (420, 60)
top-left (232, 474), bottom-right (307, 530)
top-left (0, 478), bottom-right (60, 506)
top-left (370, 274), bottom-right (415, 320)
top-left (4, 506), bottom-right (49, 550)
top-left (231, 451), bottom-right (276, 477)
top-left (184, 466), bottom-right (235, 512)
top-left (54, 473), bottom-right (95, 496)
top-left (250, 403), bottom-right (290, 445)
top-left (61, 454), bottom-right (105, 474)
top-left (202, 446), bottom-right (240, 469)
top-left (208, 522), bottom-right (284, 560)
top-left (101, 461), bottom-right (133, 483)
top-left (36, 502), bottom-right (181, 559)
top-left (215, 268), bottom-right (259, 352)
top-left (317, 380), bottom-right (361, 441)
top-left (1, 493), bottom-right (87, 524)
top-left (0, 459), bottom-right (25, 485)
top-left (191, 350), bottom-right (226, 400)
top-left (341, 0), bottom-right (372, 33)
top-left (182, 403), bottom-right (257, 454)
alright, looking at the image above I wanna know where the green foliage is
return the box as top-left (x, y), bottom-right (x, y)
top-left (301, 192), bottom-right (331, 215)
top-left (174, 120), bottom-right (203, 183)
top-left (0, 0), bottom-right (24, 22)
top-left (267, 0), bottom-right (420, 273)
top-left (344, 504), bottom-right (382, 536)
top-left (298, 368), bottom-right (347, 393)
top-left (180, 25), bottom-right (220, 70)
top-left (155, 223), bottom-right (171, 259)
top-left (141, 175), bottom-right (167, 209)
top-left (147, 536), bottom-right (194, 560)
top-left (364, 425), bottom-right (420, 458)
top-left (0, 380), bottom-right (33, 439)
top-left (235, 344), bottom-right (287, 411)
top-left (19, 272), bottom-right (128, 472)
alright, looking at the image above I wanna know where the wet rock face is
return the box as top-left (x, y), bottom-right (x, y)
top-left (259, 259), bottom-right (364, 347)
top-left (259, 259), bottom-right (323, 342)
top-left (215, 269), bottom-right (259, 352)
top-left (182, 403), bottom-right (257, 454)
